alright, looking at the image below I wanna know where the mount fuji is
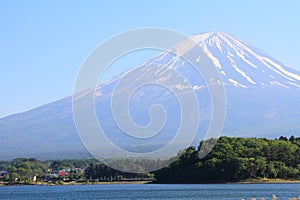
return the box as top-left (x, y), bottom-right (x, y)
top-left (1, 31), bottom-right (300, 159)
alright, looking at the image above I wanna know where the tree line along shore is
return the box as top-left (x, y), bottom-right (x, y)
top-left (1, 136), bottom-right (300, 185)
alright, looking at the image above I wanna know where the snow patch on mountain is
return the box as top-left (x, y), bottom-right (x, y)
top-left (201, 44), bottom-right (222, 69)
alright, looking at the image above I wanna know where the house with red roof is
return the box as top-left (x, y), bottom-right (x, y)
top-left (57, 171), bottom-right (69, 177)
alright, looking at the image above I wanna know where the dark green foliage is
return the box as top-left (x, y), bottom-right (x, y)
top-left (85, 163), bottom-right (139, 180)
top-left (154, 136), bottom-right (300, 183)
top-left (46, 159), bottom-right (96, 171)
top-left (0, 158), bottom-right (48, 183)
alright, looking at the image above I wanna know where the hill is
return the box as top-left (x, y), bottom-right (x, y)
top-left (154, 136), bottom-right (300, 183)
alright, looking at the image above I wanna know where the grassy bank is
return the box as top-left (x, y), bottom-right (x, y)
top-left (239, 178), bottom-right (300, 184)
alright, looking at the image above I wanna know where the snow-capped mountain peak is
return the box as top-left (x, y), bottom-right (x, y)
top-left (191, 31), bottom-right (300, 89)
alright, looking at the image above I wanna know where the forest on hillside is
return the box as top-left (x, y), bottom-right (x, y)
top-left (154, 136), bottom-right (300, 183)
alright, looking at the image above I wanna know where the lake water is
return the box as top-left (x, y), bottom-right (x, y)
top-left (0, 183), bottom-right (300, 199)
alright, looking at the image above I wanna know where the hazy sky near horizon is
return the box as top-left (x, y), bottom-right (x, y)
top-left (0, 0), bottom-right (299, 117)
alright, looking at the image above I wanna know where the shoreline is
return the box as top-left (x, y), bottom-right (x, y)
top-left (0, 181), bottom-right (151, 187)
top-left (2, 179), bottom-right (300, 187)
top-left (237, 179), bottom-right (300, 184)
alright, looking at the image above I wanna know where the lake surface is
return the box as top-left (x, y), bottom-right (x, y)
top-left (0, 183), bottom-right (300, 199)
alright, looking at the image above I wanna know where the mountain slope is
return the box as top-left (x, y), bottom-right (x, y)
top-left (1, 31), bottom-right (300, 159)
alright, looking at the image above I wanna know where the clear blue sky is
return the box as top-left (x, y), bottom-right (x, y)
top-left (0, 0), bottom-right (299, 118)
